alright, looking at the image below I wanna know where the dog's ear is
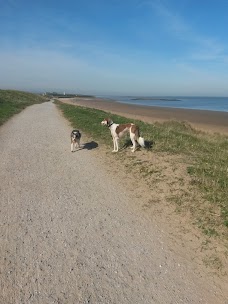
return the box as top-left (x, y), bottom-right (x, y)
top-left (106, 118), bottom-right (112, 125)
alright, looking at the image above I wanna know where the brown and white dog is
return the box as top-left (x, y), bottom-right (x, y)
top-left (71, 129), bottom-right (81, 152)
top-left (101, 118), bottom-right (145, 152)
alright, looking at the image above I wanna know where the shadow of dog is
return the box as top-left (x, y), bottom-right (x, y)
top-left (82, 141), bottom-right (98, 150)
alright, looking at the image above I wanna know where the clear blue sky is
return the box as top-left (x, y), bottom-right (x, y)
top-left (1, 0), bottom-right (228, 96)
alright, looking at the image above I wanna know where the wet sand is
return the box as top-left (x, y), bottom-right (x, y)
top-left (60, 97), bottom-right (228, 135)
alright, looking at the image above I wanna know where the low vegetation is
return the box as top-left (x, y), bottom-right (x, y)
top-left (56, 100), bottom-right (228, 242)
top-left (0, 90), bottom-right (47, 126)
top-left (45, 92), bottom-right (95, 98)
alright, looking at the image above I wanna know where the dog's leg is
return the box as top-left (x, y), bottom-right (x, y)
top-left (112, 137), bottom-right (116, 152)
top-left (130, 133), bottom-right (137, 152)
top-left (132, 140), bottom-right (137, 152)
top-left (76, 140), bottom-right (80, 149)
top-left (115, 138), bottom-right (119, 152)
top-left (71, 141), bottom-right (74, 152)
top-left (112, 137), bottom-right (119, 152)
top-left (130, 133), bottom-right (135, 149)
top-left (114, 137), bottom-right (119, 152)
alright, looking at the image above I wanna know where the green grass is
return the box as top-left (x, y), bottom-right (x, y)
top-left (0, 89), bottom-right (48, 126)
top-left (56, 101), bottom-right (228, 236)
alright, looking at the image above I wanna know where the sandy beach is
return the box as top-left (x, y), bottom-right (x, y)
top-left (61, 97), bottom-right (228, 135)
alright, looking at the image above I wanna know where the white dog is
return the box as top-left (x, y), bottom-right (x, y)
top-left (71, 129), bottom-right (81, 152)
top-left (101, 118), bottom-right (145, 152)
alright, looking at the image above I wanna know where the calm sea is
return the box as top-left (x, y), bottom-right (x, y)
top-left (97, 96), bottom-right (228, 113)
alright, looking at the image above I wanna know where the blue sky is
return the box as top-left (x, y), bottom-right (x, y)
top-left (1, 0), bottom-right (228, 96)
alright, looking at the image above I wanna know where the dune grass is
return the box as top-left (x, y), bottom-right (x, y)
top-left (56, 100), bottom-right (228, 238)
top-left (0, 89), bottom-right (47, 126)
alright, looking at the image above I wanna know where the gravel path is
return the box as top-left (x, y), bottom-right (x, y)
top-left (0, 102), bottom-right (227, 303)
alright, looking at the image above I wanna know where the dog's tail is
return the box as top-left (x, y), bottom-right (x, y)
top-left (134, 126), bottom-right (145, 148)
top-left (138, 136), bottom-right (145, 148)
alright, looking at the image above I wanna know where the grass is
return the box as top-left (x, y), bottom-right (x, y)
top-left (0, 89), bottom-right (48, 126)
top-left (56, 100), bottom-right (228, 239)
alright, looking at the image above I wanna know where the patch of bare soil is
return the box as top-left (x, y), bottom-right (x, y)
top-left (58, 99), bottom-right (228, 295)
top-left (88, 134), bottom-right (228, 285)
top-left (59, 98), bottom-right (228, 276)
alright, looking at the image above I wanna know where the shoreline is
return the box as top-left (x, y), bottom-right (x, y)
top-left (60, 97), bottom-right (228, 135)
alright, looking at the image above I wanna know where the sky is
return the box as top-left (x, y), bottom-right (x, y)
top-left (1, 0), bottom-right (228, 96)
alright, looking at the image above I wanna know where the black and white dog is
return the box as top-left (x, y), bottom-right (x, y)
top-left (71, 129), bottom-right (81, 152)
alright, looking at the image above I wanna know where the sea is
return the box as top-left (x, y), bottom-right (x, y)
top-left (97, 96), bottom-right (228, 113)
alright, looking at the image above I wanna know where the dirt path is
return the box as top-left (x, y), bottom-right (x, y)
top-left (0, 102), bottom-right (227, 303)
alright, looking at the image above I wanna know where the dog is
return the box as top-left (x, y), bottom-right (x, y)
top-left (71, 129), bottom-right (81, 152)
top-left (101, 118), bottom-right (145, 152)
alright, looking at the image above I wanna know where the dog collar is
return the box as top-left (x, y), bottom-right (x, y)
top-left (108, 122), bottom-right (113, 127)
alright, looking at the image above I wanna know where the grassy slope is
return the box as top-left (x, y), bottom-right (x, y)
top-left (0, 90), bottom-right (47, 126)
top-left (56, 100), bottom-right (228, 240)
